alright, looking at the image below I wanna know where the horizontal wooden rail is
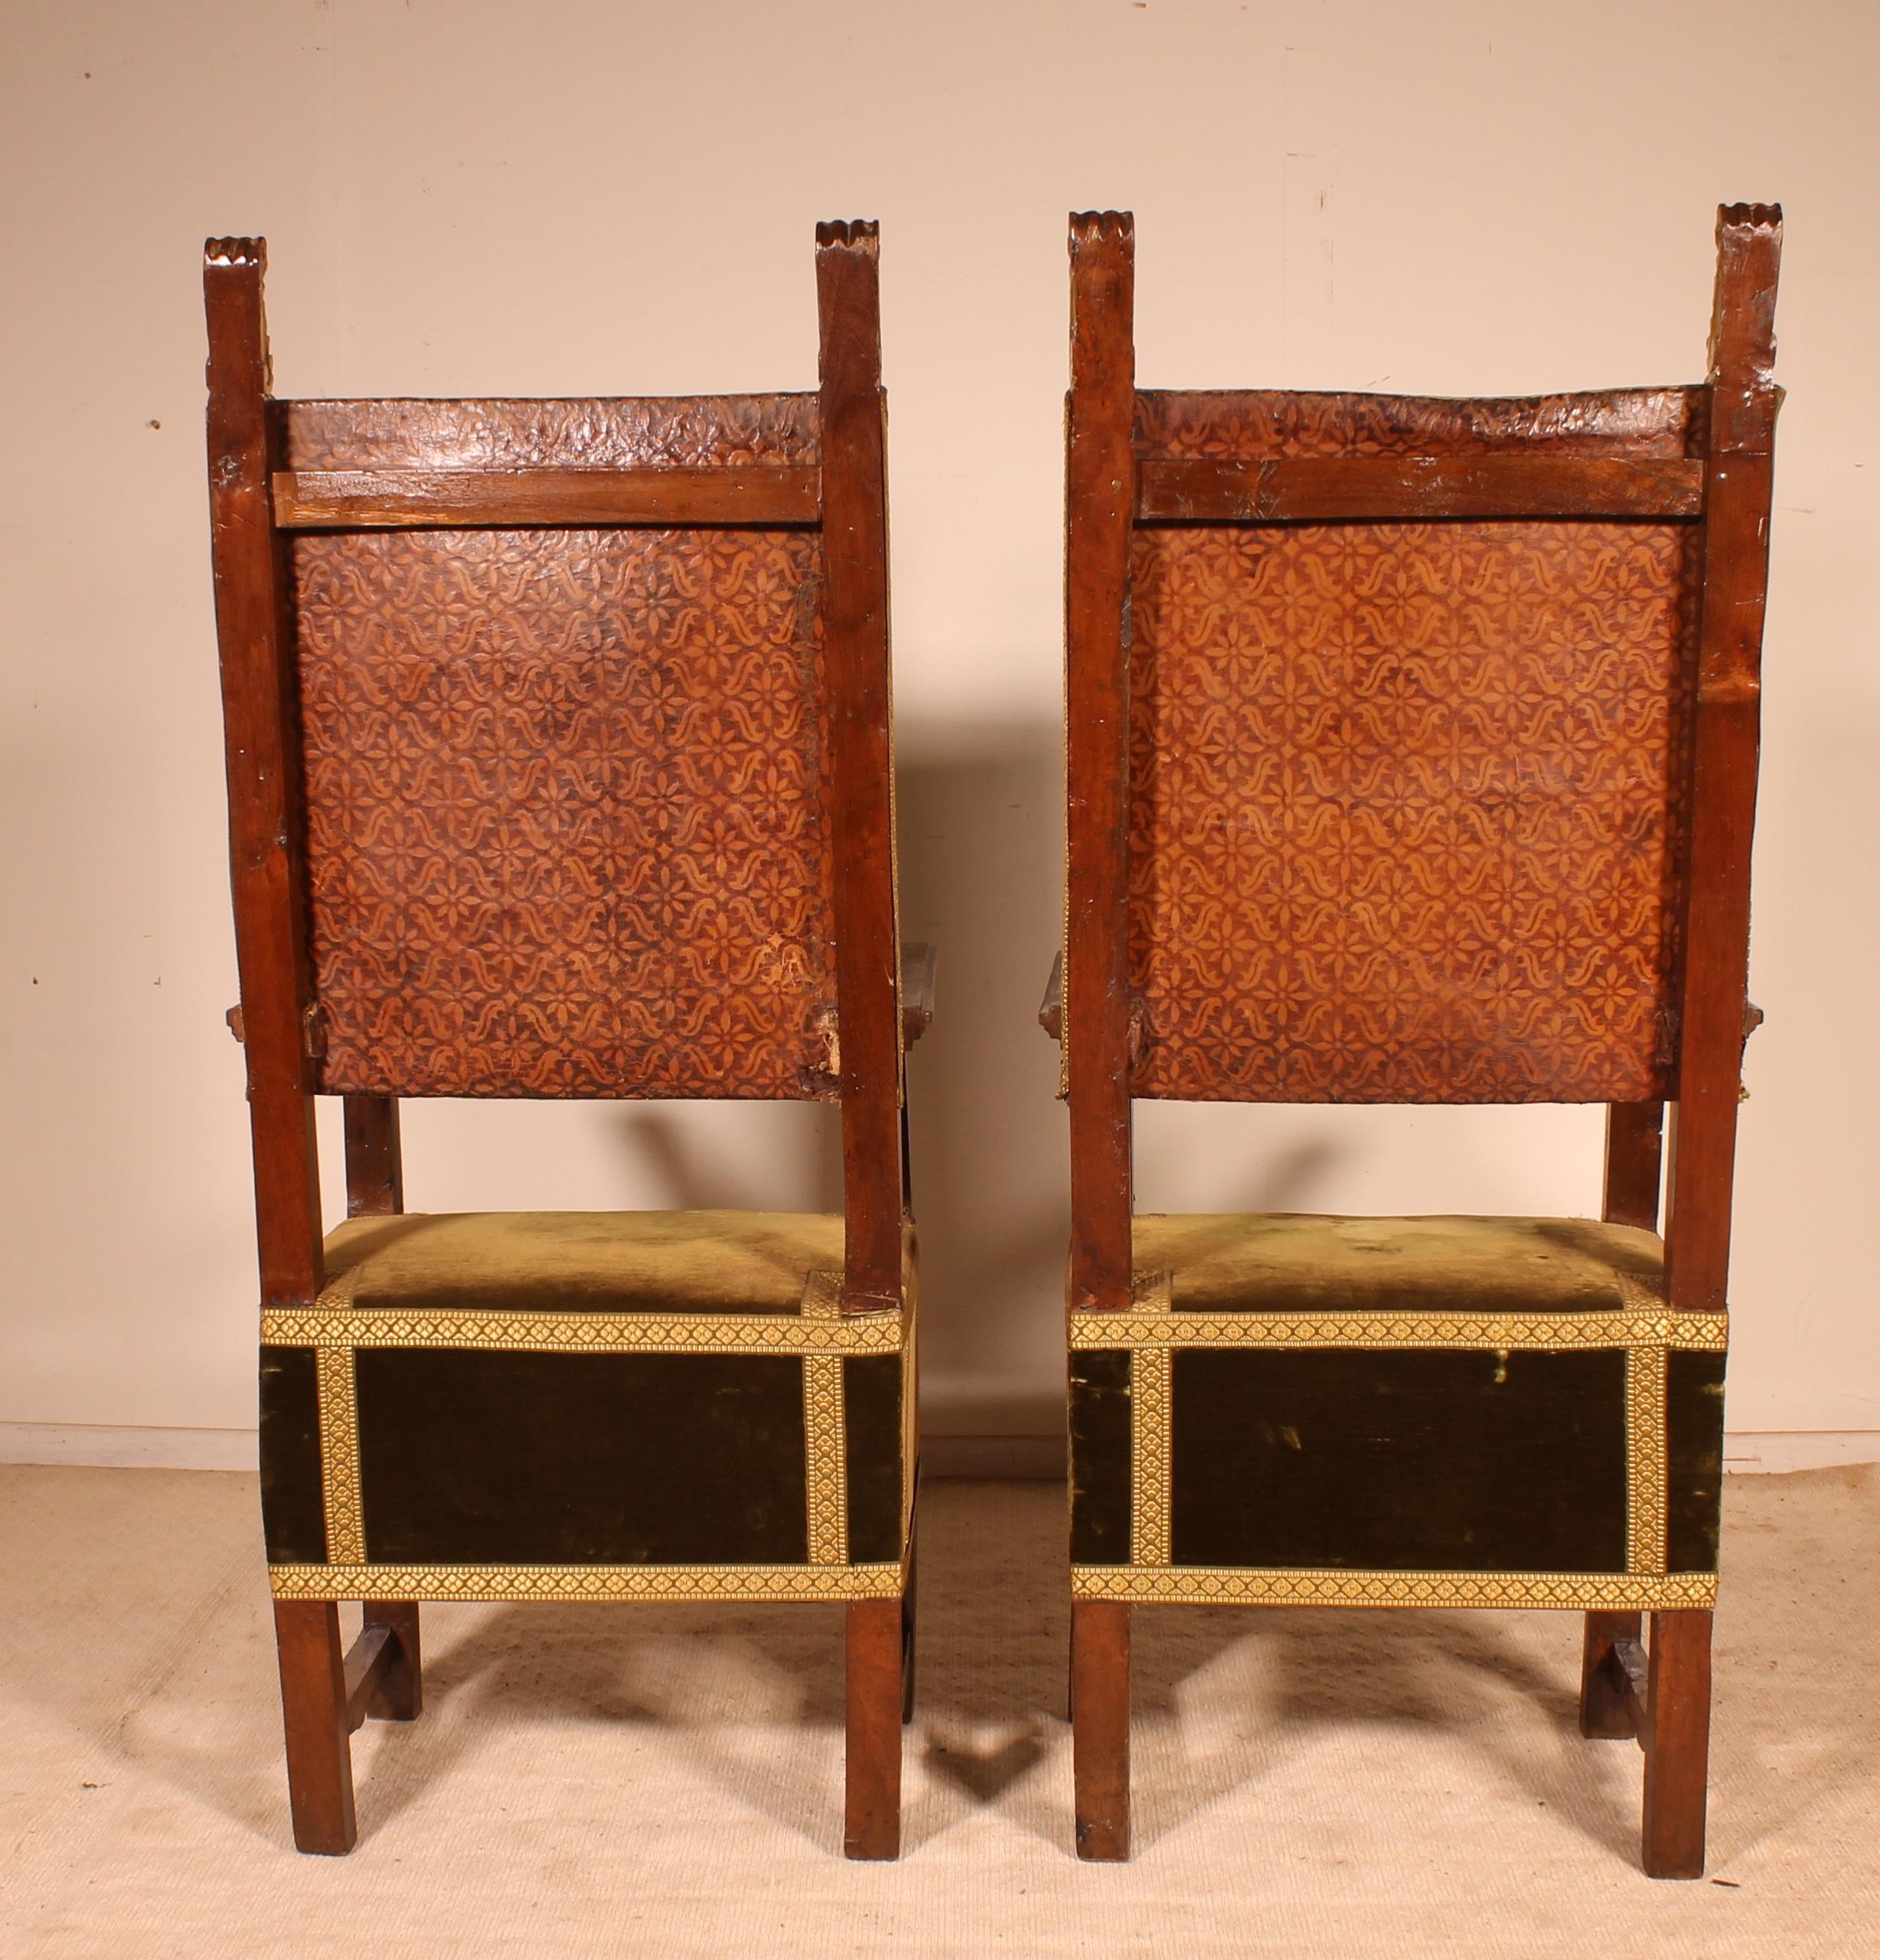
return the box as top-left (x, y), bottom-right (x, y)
top-left (1607, 1634), bottom-right (1651, 1752)
top-left (341, 1624), bottom-right (395, 1733)
top-left (1135, 454), bottom-right (1705, 524)
top-left (271, 464), bottom-right (821, 530)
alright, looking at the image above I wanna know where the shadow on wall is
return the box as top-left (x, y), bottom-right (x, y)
top-left (896, 716), bottom-right (1069, 1448)
top-left (604, 1102), bottom-right (844, 1217)
top-left (889, 714), bottom-right (1363, 1449)
top-left (586, 714), bottom-right (1074, 1451)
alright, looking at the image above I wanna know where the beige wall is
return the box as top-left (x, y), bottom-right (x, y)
top-left (2, 0), bottom-right (1875, 1458)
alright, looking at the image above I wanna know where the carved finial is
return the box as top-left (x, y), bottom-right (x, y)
top-left (204, 237), bottom-right (266, 269)
top-left (1069, 211), bottom-right (1134, 251)
top-left (1718, 201), bottom-right (1783, 234)
top-left (1709, 202), bottom-right (1782, 415)
top-left (815, 219), bottom-right (880, 255)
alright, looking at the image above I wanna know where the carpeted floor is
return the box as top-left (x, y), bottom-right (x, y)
top-left (2, 1465), bottom-right (1876, 1956)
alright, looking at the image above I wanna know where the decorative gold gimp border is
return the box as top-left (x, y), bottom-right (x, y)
top-left (263, 1302), bottom-right (901, 1355)
top-left (314, 1346), bottom-right (364, 1565)
top-left (1627, 1342), bottom-right (1670, 1574)
top-left (1072, 1566), bottom-right (1718, 1611)
top-left (272, 1561), bottom-right (904, 1604)
top-left (802, 1273), bottom-right (850, 1566)
top-left (1084, 1266), bottom-right (1717, 1609)
top-left (1071, 1309), bottom-right (1728, 1353)
top-left (282, 1266), bottom-right (904, 1599)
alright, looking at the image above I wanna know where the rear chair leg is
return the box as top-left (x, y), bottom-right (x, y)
top-left (364, 1602), bottom-right (423, 1721)
top-left (1643, 1608), bottom-right (1713, 1879)
top-left (846, 1597), bottom-right (904, 1859)
top-left (1072, 1599), bottom-right (1130, 1860)
top-left (273, 1600), bottom-right (356, 1855)
top-left (899, 1557), bottom-right (918, 1727)
top-left (1579, 1610), bottom-right (1641, 1739)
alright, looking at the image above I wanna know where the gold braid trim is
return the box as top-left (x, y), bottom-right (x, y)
top-left (1129, 1271), bottom-right (1172, 1565)
top-left (314, 1346), bottom-right (364, 1565)
top-left (1072, 1307), bottom-right (1726, 1352)
top-left (1627, 1343), bottom-right (1670, 1574)
top-left (801, 1271), bottom-right (849, 1565)
top-left (1130, 1349), bottom-right (1172, 1566)
top-left (263, 1298), bottom-right (902, 1356)
top-left (1073, 1566), bottom-right (1718, 1611)
top-left (271, 1562), bottom-right (904, 1604)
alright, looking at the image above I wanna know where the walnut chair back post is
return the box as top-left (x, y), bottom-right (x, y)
top-left (1065, 212), bottom-right (1137, 1323)
top-left (1060, 205), bottom-right (1781, 1878)
top-left (204, 240), bottom-right (324, 1308)
top-left (814, 220), bottom-right (911, 1860)
top-left (815, 220), bottom-right (905, 1315)
top-left (206, 227), bottom-right (914, 1861)
top-left (1635, 205), bottom-right (1781, 1881)
top-left (1064, 212), bottom-right (1140, 1864)
top-left (1664, 207), bottom-right (1783, 1318)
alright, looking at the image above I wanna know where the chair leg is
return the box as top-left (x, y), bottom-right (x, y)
top-left (845, 1597), bottom-right (904, 1860)
top-left (899, 1553), bottom-right (919, 1727)
top-left (1579, 1610), bottom-right (1641, 1739)
top-left (273, 1600), bottom-right (357, 1855)
top-left (1642, 1608), bottom-right (1712, 1879)
top-left (364, 1602), bottom-right (423, 1722)
top-left (1072, 1599), bottom-right (1130, 1860)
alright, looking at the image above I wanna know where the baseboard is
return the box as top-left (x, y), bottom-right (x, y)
top-left (1722, 1430), bottom-right (1880, 1474)
top-left (924, 1434), bottom-right (1066, 1478)
top-left (0, 1423), bottom-right (259, 1471)
top-left (3, 1423), bottom-right (1875, 1480)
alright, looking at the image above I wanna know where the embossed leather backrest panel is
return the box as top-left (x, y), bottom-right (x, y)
top-left (280, 396), bottom-right (838, 1100)
top-left (1128, 387), bottom-right (1703, 1104)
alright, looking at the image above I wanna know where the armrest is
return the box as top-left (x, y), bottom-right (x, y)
top-left (902, 942), bottom-right (937, 1047)
top-left (1039, 950), bottom-right (1062, 1042)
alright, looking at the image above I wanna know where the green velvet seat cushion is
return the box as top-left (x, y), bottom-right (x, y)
top-left (322, 1209), bottom-right (847, 1316)
top-left (1132, 1212), bottom-right (1662, 1315)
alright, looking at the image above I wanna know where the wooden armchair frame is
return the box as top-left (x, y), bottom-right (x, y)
top-left (205, 222), bottom-right (920, 1859)
top-left (1060, 205), bottom-right (1782, 1875)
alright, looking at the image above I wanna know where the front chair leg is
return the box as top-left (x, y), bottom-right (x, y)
top-left (1643, 1608), bottom-right (1713, 1879)
top-left (1579, 1610), bottom-right (1642, 1739)
top-left (272, 1600), bottom-right (357, 1854)
top-left (1072, 1599), bottom-right (1131, 1860)
top-left (364, 1601), bottom-right (423, 1721)
top-left (846, 1597), bottom-right (904, 1859)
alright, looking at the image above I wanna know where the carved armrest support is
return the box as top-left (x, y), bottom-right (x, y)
top-left (1039, 951), bottom-right (1063, 1042)
top-left (902, 942), bottom-right (936, 1048)
top-left (1738, 999), bottom-right (1766, 1102)
top-left (225, 1001), bottom-right (325, 1060)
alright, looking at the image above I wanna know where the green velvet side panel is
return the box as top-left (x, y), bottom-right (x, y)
top-left (844, 1354), bottom-right (903, 1563)
top-left (1169, 1347), bottom-right (1630, 1573)
top-left (353, 1349), bottom-right (809, 1566)
top-left (1666, 1348), bottom-right (1727, 1573)
top-left (1069, 1348), bottom-right (1133, 1564)
top-left (259, 1344), bottom-right (327, 1565)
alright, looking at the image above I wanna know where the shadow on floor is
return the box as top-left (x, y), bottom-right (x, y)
top-left (25, 1469), bottom-right (1878, 1870)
